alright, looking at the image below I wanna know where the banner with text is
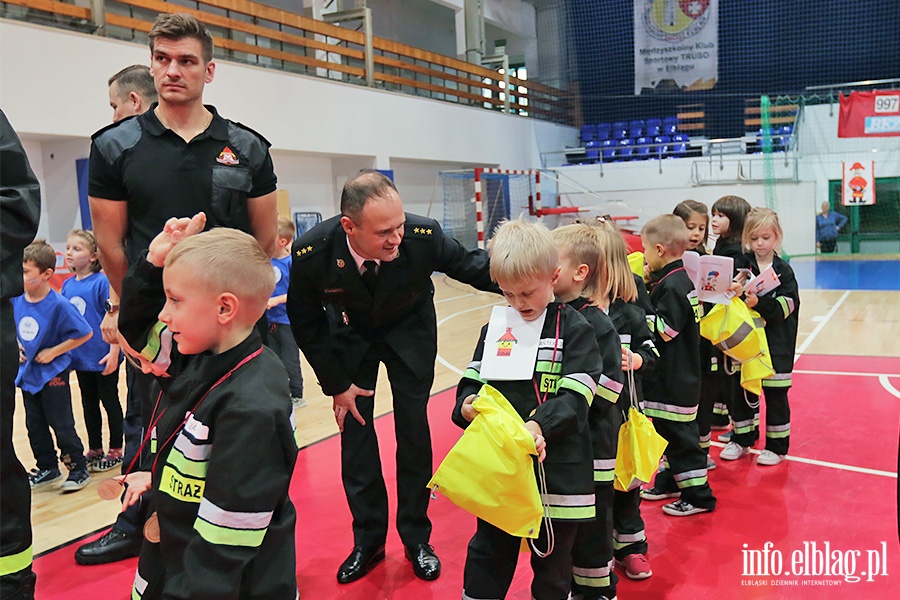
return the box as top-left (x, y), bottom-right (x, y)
top-left (634, 0), bottom-right (718, 95)
top-left (838, 90), bottom-right (900, 137)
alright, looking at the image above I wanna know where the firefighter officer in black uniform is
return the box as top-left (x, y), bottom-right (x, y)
top-left (287, 170), bottom-right (499, 584)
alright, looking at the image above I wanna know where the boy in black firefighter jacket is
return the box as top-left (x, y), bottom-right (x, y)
top-left (116, 214), bottom-right (298, 600)
top-left (453, 218), bottom-right (601, 600)
top-left (551, 223), bottom-right (624, 600)
top-left (723, 208), bottom-right (799, 466)
top-left (639, 215), bottom-right (716, 517)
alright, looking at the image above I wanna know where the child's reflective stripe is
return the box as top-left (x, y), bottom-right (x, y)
top-left (596, 374), bottom-right (623, 403)
top-left (674, 468), bottom-right (708, 489)
top-left (766, 423), bottom-right (791, 439)
top-left (573, 562), bottom-right (612, 588)
top-left (643, 400), bottom-right (697, 422)
top-left (194, 498), bottom-right (272, 547)
top-left (462, 361), bottom-right (485, 383)
top-left (541, 493), bottom-right (595, 520)
top-left (593, 458), bottom-right (616, 483)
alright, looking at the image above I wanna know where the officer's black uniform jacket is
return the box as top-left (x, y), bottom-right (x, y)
top-left (287, 213), bottom-right (498, 396)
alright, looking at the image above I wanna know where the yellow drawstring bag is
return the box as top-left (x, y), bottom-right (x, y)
top-left (700, 297), bottom-right (775, 395)
top-left (627, 251), bottom-right (645, 278)
top-left (614, 370), bottom-right (668, 492)
top-left (428, 384), bottom-right (543, 538)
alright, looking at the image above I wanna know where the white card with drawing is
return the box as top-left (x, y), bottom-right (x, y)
top-left (479, 306), bottom-right (546, 381)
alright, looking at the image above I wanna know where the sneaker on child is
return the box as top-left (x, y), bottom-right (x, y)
top-left (29, 468), bottom-right (62, 489)
top-left (706, 456), bottom-right (717, 470)
top-left (640, 486), bottom-right (680, 501)
top-left (93, 448), bottom-right (123, 472)
top-left (719, 441), bottom-right (750, 461)
top-left (85, 449), bottom-right (104, 470)
top-left (617, 553), bottom-right (652, 580)
top-left (60, 469), bottom-right (91, 493)
top-left (661, 499), bottom-right (711, 517)
top-left (716, 430), bottom-right (733, 443)
top-left (291, 396), bottom-right (306, 408)
top-left (756, 449), bottom-right (784, 466)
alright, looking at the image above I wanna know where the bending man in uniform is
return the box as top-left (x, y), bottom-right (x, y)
top-left (287, 170), bottom-right (499, 584)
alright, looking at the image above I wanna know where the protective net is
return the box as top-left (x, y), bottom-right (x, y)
top-left (440, 171), bottom-right (537, 249)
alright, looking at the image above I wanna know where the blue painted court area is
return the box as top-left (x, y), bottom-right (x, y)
top-left (792, 258), bottom-right (900, 290)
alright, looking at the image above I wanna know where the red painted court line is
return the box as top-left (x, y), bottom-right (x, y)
top-left (33, 363), bottom-right (900, 598)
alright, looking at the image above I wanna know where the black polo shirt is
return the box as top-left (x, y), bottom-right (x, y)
top-left (89, 104), bottom-right (277, 262)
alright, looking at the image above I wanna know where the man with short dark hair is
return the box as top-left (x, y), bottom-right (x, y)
top-left (288, 170), bottom-right (499, 584)
top-left (107, 65), bottom-right (157, 123)
top-left (77, 13), bottom-right (278, 566)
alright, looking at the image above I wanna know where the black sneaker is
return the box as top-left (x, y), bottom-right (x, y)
top-left (640, 486), bottom-right (680, 501)
top-left (662, 499), bottom-right (712, 517)
top-left (29, 467), bottom-right (62, 489)
top-left (92, 451), bottom-right (123, 472)
top-left (60, 469), bottom-right (91, 493)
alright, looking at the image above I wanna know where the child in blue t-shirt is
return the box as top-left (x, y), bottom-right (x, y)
top-left (265, 216), bottom-right (304, 408)
top-left (14, 240), bottom-right (92, 492)
top-left (61, 229), bottom-right (123, 472)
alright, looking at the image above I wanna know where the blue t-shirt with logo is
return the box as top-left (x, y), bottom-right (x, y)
top-left (266, 255), bottom-right (292, 325)
top-left (61, 271), bottom-right (118, 372)
top-left (13, 289), bottom-right (92, 394)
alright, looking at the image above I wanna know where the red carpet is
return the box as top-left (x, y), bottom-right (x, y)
top-left (34, 355), bottom-right (900, 598)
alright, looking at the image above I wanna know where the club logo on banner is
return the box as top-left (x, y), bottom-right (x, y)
top-left (634, 0), bottom-right (718, 95)
top-left (842, 161), bottom-right (876, 206)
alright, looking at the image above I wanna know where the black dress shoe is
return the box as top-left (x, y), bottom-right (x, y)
top-left (74, 528), bottom-right (142, 565)
top-left (336, 544), bottom-right (386, 584)
top-left (405, 543), bottom-right (441, 581)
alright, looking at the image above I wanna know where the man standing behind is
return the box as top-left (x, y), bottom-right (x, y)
top-left (78, 13), bottom-right (277, 565)
top-left (107, 65), bottom-right (157, 124)
top-left (288, 170), bottom-right (498, 584)
top-left (73, 64), bottom-right (157, 566)
top-left (1, 109), bottom-right (41, 600)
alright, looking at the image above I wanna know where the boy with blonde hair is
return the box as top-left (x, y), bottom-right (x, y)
top-left (552, 224), bottom-right (624, 600)
top-left (116, 214), bottom-right (298, 599)
top-left (453, 218), bottom-right (601, 600)
top-left (266, 216), bottom-right (304, 407)
top-left (639, 215), bottom-right (716, 516)
top-left (14, 240), bottom-right (93, 492)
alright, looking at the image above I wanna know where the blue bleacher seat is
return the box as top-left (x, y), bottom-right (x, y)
top-left (601, 139), bottom-right (616, 162)
top-left (612, 121), bottom-right (628, 140)
top-left (645, 117), bottom-right (661, 137)
top-left (585, 139), bottom-right (600, 162)
top-left (618, 138), bottom-right (633, 161)
top-left (580, 124), bottom-right (596, 145)
top-left (629, 119), bottom-right (644, 138)
top-left (673, 133), bottom-right (688, 157)
top-left (654, 135), bottom-right (671, 158)
top-left (634, 137), bottom-right (651, 159)
top-left (595, 126), bottom-right (610, 141)
top-left (663, 116), bottom-right (678, 135)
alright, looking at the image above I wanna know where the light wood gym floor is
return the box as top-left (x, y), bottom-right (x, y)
top-left (14, 273), bottom-right (900, 555)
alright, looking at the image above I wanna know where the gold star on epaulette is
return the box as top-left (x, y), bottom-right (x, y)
top-left (306, 245), bottom-right (313, 252)
top-left (296, 245), bottom-right (315, 256)
top-left (425, 228), bottom-right (432, 235)
top-left (413, 227), bottom-right (421, 234)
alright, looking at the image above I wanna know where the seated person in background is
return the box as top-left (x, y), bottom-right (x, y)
top-left (453, 217), bottom-right (601, 600)
top-left (116, 214), bottom-right (298, 599)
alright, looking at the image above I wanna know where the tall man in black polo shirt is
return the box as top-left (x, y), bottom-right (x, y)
top-left (288, 171), bottom-right (499, 584)
top-left (77, 13), bottom-right (278, 565)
